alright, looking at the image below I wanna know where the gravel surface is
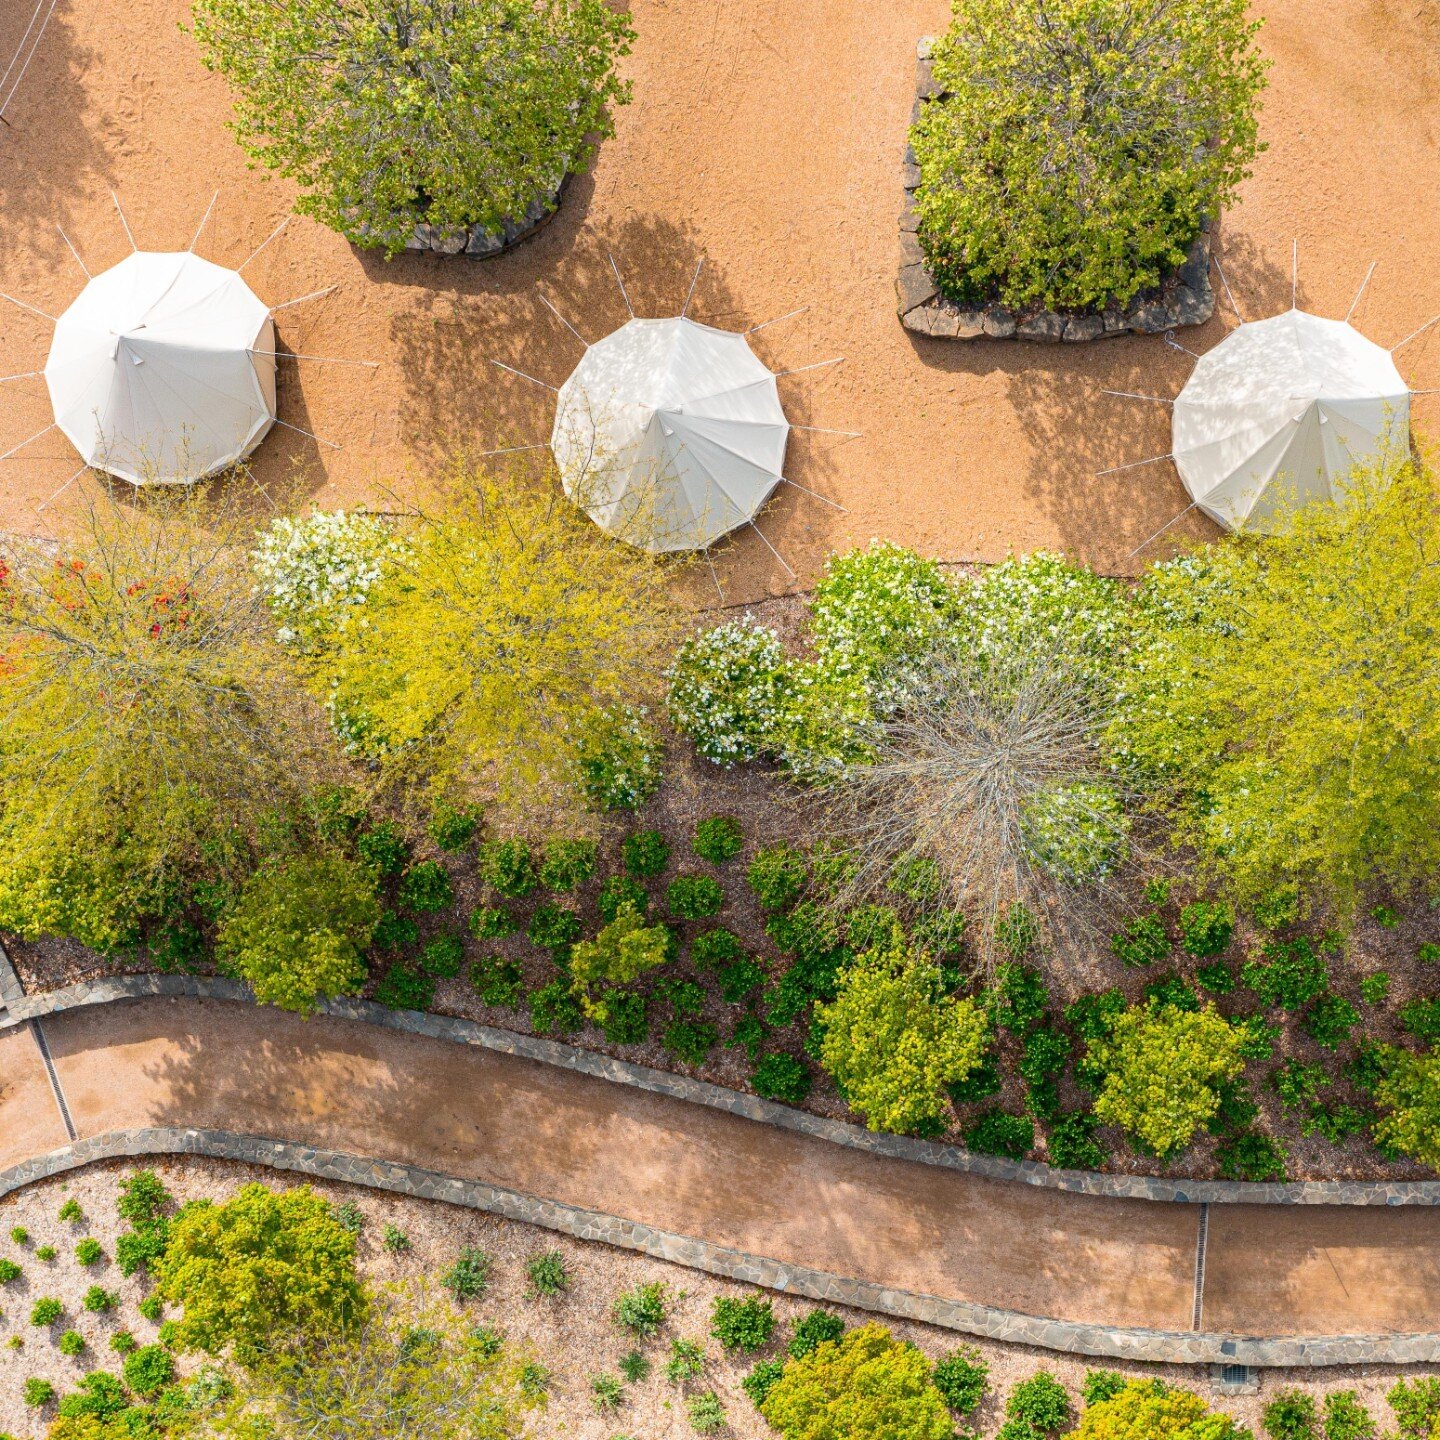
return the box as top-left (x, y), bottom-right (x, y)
top-left (1, 1158), bottom-right (1435, 1440)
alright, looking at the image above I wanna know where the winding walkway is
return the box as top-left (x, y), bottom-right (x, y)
top-left (3, 989), bottom-right (1440, 1367)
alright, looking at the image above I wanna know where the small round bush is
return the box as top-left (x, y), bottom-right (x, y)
top-left (963, 1109), bottom-right (1035, 1161)
top-left (470, 956), bottom-right (524, 1008)
top-left (30, 1299), bottom-right (62, 1327)
top-left (788, 1309), bottom-right (846, 1360)
top-left (480, 839), bottom-right (537, 898)
top-left (356, 821), bottom-right (409, 876)
top-left (1110, 914), bottom-right (1169, 967)
top-left (1179, 900), bottom-right (1235, 958)
top-left (468, 906), bottom-right (518, 941)
top-left (623, 829), bottom-right (670, 878)
top-left (590, 1372), bottom-right (623, 1413)
top-left (689, 1391), bottom-right (726, 1433)
top-left (428, 803), bottom-right (482, 852)
top-left (10, 1226), bottom-right (29, 1245)
top-left (529, 980), bottom-right (584, 1037)
top-left (372, 910), bottom-right (419, 952)
top-left (693, 816), bottom-right (743, 864)
top-left (440, 1246), bottom-right (492, 1302)
top-left (1361, 971), bottom-right (1392, 1005)
top-left (1081, 1369), bottom-right (1127, 1407)
top-left (527, 902), bottom-right (583, 952)
top-left (0, 1259), bottom-right (21, 1283)
top-left (597, 990), bottom-right (649, 1046)
top-left (398, 860), bottom-right (454, 914)
top-left (81, 1287), bottom-right (116, 1314)
top-left (35, 1246), bottom-right (56, 1263)
top-left (618, 1349), bottom-right (652, 1384)
top-left (751, 1053), bottom-right (812, 1105)
top-left (576, 704), bottom-right (663, 811)
top-left (666, 619), bottom-right (788, 767)
top-left (613, 1282), bottom-right (668, 1338)
top-left (743, 1358), bottom-right (785, 1408)
top-left (667, 875), bottom-right (724, 920)
top-left (108, 1332), bottom-right (137, 1356)
top-left (1263, 1387), bottom-right (1318, 1440)
top-left (57, 1331), bottom-right (85, 1357)
top-left (747, 845), bottom-right (807, 912)
top-left (538, 837), bottom-right (598, 892)
top-left (691, 927), bottom-right (745, 969)
top-left (662, 1020), bottom-right (718, 1067)
top-left (1005, 1371), bottom-right (1070, 1435)
top-left (718, 957), bottom-right (766, 1003)
top-left (525, 1251), bottom-right (569, 1298)
top-left (598, 875), bottom-right (649, 924)
top-left (123, 1344), bottom-right (176, 1398)
top-left (373, 964), bottom-right (435, 1012)
top-left (933, 1345), bottom-right (989, 1414)
top-left (136, 1295), bottom-right (163, 1323)
top-left (710, 1294), bottom-right (774, 1353)
top-left (419, 931), bottom-right (465, 979)
top-left (23, 1379), bottom-right (54, 1408)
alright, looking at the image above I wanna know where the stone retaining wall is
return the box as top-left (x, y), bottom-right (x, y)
top-left (4, 1127), bottom-right (1435, 1369)
top-left (5, 966), bottom-right (1438, 1209)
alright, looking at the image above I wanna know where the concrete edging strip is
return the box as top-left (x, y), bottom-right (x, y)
top-left (2, 1126), bottom-right (1433, 1370)
top-left (4, 970), bottom-right (1436, 1207)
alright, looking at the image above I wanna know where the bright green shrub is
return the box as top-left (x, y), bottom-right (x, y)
top-left (1111, 914), bottom-right (1169, 967)
top-left (1076, 1379), bottom-right (1251, 1439)
top-left (355, 821), bottom-right (409, 876)
top-left (748, 845), bottom-right (808, 912)
top-left (1179, 901), bottom-right (1234, 958)
top-left (693, 815), bottom-right (744, 864)
top-left (1321, 1391), bottom-right (1374, 1440)
top-left (668, 874), bottom-right (724, 919)
top-left (419, 931), bottom-right (465, 979)
top-left (1242, 936), bottom-right (1331, 1010)
top-left (57, 1331), bottom-right (84, 1357)
top-left (1004, 1372), bottom-right (1070, 1436)
top-left (527, 901), bottom-right (582, 953)
top-left (570, 905), bottom-right (671, 1002)
top-left (789, 1310), bottom-right (846, 1361)
top-left (122, 1345), bottom-right (175, 1397)
top-left (963, 1108), bottom-right (1034, 1160)
top-left (479, 839), bottom-right (536, 898)
top-left (440, 1245), bottom-right (491, 1302)
top-left (613, 1282), bottom-right (667, 1338)
top-left (538, 837), bottom-right (597, 892)
top-left (217, 854), bottom-right (379, 1013)
top-left (752, 1052), bottom-right (812, 1105)
top-left (427, 802), bottom-right (481, 853)
top-left (397, 860), bottom-right (453, 913)
top-left (1373, 1047), bottom-right (1440, 1172)
top-left (30, 1299), bottom-right (62, 1326)
top-left (623, 828), bottom-right (670, 878)
top-left (710, 1294), bottom-right (775, 1353)
top-left (932, 1346), bottom-right (987, 1413)
top-left (1262, 1388), bottom-right (1317, 1440)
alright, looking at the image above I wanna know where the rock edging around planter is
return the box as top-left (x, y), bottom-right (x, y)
top-left (398, 174), bottom-right (567, 258)
top-left (896, 38), bottom-right (1216, 341)
top-left (5, 966), bottom-right (1439, 1210)
top-left (5, 1128), bottom-right (1436, 1369)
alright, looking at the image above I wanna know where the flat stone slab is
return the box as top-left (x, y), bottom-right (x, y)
top-left (896, 39), bottom-right (1216, 342)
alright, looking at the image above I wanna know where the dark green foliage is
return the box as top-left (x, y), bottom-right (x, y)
top-left (619, 1350), bottom-right (652, 1383)
top-left (946, 1048), bottom-right (1003, 1104)
top-left (479, 839), bottom-right (537, 898)
top-left (0, 1258), bottom-right (19, 1284)
top-left (123, 1345), bottom-right (175, 1397)
top-left (373, 964), bottom-right (434, 1011)
top-left (57, 1371), bottom-right (127, 1420)
top-left (469, 955), bottom-right (524, 1008)
top-left (1179, 900), bottom-right (1234, 957)
top-left (382, 1224), bottom-right (410, 1255)
top-left (1302, 992), bottom-right (1359, 1049)
top-left (667, 874), bottom-right (725, 919)
top-left (913, 908), bottom-right (967, 958)
top-left (356, 821), bottom-right (408, 875)
top-left (933, 1346), bottom-right (988, 1413)
top-left (599, 875), bottom-right (649, 923)
top-left (525, 1250), bottom-right (569, 1298)
top-left (372, 911), bottom-right (419, 952)
top-left (82, 1286), bottom-right (116, 1313)
top-left (470, 1325), bottom-right (506, 1357)
top-left (751, 1052), bottom-right (812, 1105)
top-left (109, 1330), bottom-right (137, 1354)
top-left (747, 845), bottom-right (808, 912)
top-left (964, 1109), bottom-right (1035, 1160)
top-left (1064, 989), bottom-right (1127, 1044)
top-left (1197, 961), bottom-right (1235, 994)
top-left (1110, 913), bottom-right (1168, 967)
top-left (1216, 1130), bottom-right (1289, 1182)
top-left (590, 1372), bottom-right (622, 1412)
top-left (527, 902), bottom-right (582, 952)
top-left (1019, 1025), bottom-right (1070, 1087)
top-left (1371, 904), bottom-right (1400, 929)
top-left (468, 905), bottom-right (518, 941)
top-left (743, 1358), bottom-right (786, 1408)
top-left (660, 977), bottom-right (706, 1016)
top-left (529, 979), bottom-right (585, 1036)
top-left (1143, 974), bottom-right (1199, 1012)
top-left (613, 1281), bottom-right (668, 1337)
top-left (718, 957), bottom-right (766, 1003)
top-left (787, 1309), bottom-right (846, 1360)
top-left (989, 962), bottom-right (1048, 1033)
top-left (1206, 1078), bottom-right (1260, 1136)
top-left (538, 837), bottom-right (597, 892)
top-left (151, 917), bottom-right (205, 973)
top-left (711, 1294), bottom-right (775, 1353)
top-left (1360, 971), bottom-right (1391, 1005)
top-left (440, 1246), bottom-right (491, 1301)
top-left (118, 1171), bottom-right (170, 1232)
top-left (765, 903), bottom-right (850, 1027)
top-left (1263, 1387), bottom-right (1318, 1440)
top-left (692, 927), bottom-right (745, 969)
top-left (666, 1338), bottom-right (707, 1383)
top-left (1399, 996), bottom-right (1440, 1045)
top-left (729, 1014), bottom-right (767, 1061)
top-left (598, 990), bottom-right (649, 1046)
top-left (1272, 1059), bottom-right (1328, 1112)
top-left (996, 902), bottom-right (1039, 959)
top-left (419, 931), bottom-right (465, 979)
top-left (623, 829), bottom-right (671, 878)
top-left (1046, 1111), bottom-right (1106, 1171)
top-left (427, 803), bottom-right (481, 853)
top-left (1346, 1039), bottom-right (1392, 1095)
top-left (1252, 886), bottom-right (1302, 931)
top-left (1302, 1102), bottom-right (1368, 1146)
top-left (662, 1020), bottom-right (718, 1066)
top-left (1419, 943), bottom-right (1440, 965)
top-left (331, 1202), bottom-right (363, 1235)
top-left (845, 903), bottom-right (904, 953)
top-left (1081, 1369), bottom-right (1127, 1407)
top-left (887, 854), bottom-right (943, 905)
top-left (1235, 1015), bottom-right (1282, 1062)
top-left (1242, 936), bottom-right (1331, 1010)
top-left (1004, 1371), bottom-right (1070, 1436)
top-left (693, 816), bottom-right (744, 864)
top-left (398, 860), bottom-right (453, 914)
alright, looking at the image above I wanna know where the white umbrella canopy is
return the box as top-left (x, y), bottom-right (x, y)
top-left (45, 251), bottom-right (276, 486)
top-left (1172, 309), bottom-right (1410, 533)
top-left (551, 316), bottom-right (789, 552)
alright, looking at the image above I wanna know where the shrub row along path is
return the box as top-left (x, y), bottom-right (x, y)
top-left (6, 997), bottom-right (1440, 1364)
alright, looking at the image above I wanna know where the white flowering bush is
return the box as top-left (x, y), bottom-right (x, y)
top-left (251, 509), bottom-right (407, 652)
top-left (665, 618), bottom-right (789, 766)
top-left (576, 704), bottom-right (663, 810)
top-left (960, 551), bottom-right (1128, 691)
top-left (770, 659), bottom-right (876, 785)
top-left (1021, 778), bottom-right (1129, 881)
top-left (809, 541), bottom-right (960, 714)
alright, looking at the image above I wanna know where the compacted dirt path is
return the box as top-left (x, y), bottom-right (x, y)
top-left (6, 996), bottom-right (1440, 1354)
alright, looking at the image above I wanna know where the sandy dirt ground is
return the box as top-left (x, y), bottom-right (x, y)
top-left (1, 0), bottom-right (1438, 601)
top-left (1, 1157), bottom-right (1438, 1440)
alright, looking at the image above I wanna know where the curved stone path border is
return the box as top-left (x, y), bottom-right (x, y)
top-left (3, 967), bottom-right (1436, 1208)
top-left (4, 1126), bottom-right (1434, 1370)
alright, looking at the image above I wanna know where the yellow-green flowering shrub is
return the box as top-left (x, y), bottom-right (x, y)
top-left (1076, 1380), bottom-right (1252, 1439)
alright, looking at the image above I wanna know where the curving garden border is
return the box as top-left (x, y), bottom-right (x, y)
top-left (2, 964), bottom-right (1435, 1208)
top-left (3, 1127), bottom-right (1436, 1369)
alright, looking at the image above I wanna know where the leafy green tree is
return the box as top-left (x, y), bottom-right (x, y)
top-left (218, 855), bottom-right (380, 1013)
top-left (1091, 1004), bottom-right (1245, 1157)
top-left (760, 1322), bottom-right (955, 1440)
top-left (816, 943), bottom-right (988, 1136)
top-left (190, 0), bottom-right (634, 255)
top-left (1373, 1046), bottom-right (1440, 1172)
top-left (0, 487), bottom-right (322, 952)
top-left (325, 465), bottom-right (680, 815)
top-left (1075, 1379), bottom-right (1251, 1439)
top-left (1115, 460), bottom-right (1440, 918)
top-left (912, 0), bottom-right (1266, 309)
top-left (152, 1183), bottom-right (364, 1365)
top-left (569, 905), bottom-right (671, 1019)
